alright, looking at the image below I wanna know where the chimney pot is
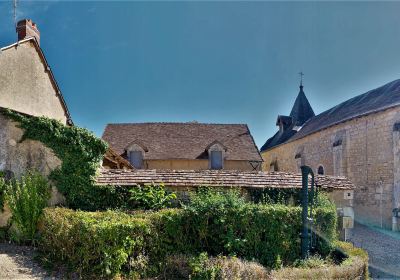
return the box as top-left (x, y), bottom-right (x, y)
top-left (16, 19), bottom-right (40, 45)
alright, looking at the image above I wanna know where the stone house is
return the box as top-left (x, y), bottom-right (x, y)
top-left (0, 19), bottom-right (71, 180)
top-left (261, 79), bottom-right (400, 230)
top-left (102, 122), bottom-right (263, 171)
top-left (0, 19), bottom-right (73, 226)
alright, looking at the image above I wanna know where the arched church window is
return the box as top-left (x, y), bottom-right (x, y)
top-left (317, 165), bottom-right (324, 175)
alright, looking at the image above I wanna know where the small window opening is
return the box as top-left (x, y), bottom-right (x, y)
top-left (317, 165), bottom-right (324, 175)
top-left (210, 151), bottom-right (223, 170)
top-left (129, 151), bottom-right (144, 169)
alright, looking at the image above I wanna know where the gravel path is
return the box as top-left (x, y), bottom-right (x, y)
top-left (0, 242), bottom-right (59, 280)
top-left (349, 223), bottom-right (400, 280)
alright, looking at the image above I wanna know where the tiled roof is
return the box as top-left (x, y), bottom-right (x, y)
top-left (260, 126), bottom-right (297, 152)
top-left (96, 169), bottom-right (355, 190)
top-left (290, 79), bottom-right (400, 141)
top-left (262, 79), bottom-right (400, 152)
top-left (102, 123), bottom-right (262, 161)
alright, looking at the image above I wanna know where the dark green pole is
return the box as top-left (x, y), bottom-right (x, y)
top-left (301, 165), bottom-right (312, 259)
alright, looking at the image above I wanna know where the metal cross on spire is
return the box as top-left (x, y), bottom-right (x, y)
top-left (299, 71), bottom-right (304, 87)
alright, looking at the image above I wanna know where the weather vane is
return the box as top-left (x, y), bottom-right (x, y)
top-left (299, 71), bottom-right (304, 86)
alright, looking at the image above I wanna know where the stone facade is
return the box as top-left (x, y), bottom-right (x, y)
top-left (262, 106), bottom-right (400, 229)
top-left (144, 159), bottom-right (260, 171)
top-left (0, 40), bottom-right (69, 124)
top-left (0, 33), bottom-right (70, 226)
top-left (0, 112), bottom-right (64, 226)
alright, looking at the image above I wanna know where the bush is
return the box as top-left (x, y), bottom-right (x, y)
top-left (6, 172), bottom-right (50, 243)
top-left (38, 208), bottom-right (152, 278)
top-left (163, 253), bottom-right (270, 280)
top-left (179, 189), bottom-right (336, 266)
top-left (271, 242), bottom-right (369, 280)
top-left (38, 189), bottom-right (338, 278)
top-left (129, 183), bottom-right (177, 210)
top-left (0, 175), bottom-right (6, 212)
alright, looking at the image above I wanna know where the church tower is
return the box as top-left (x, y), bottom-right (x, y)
top-left (289, 79), bottom-right (315, 127)
top-left (260, 77), bottom-right (315, 152)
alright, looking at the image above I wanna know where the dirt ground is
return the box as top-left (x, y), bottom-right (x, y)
top-left (0, 242), bottom-right (59, 280)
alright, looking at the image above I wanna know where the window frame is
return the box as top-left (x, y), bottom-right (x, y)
top-left (207, 142), bottom-right (226, 170)
top-left (210, 150), bottom-right (223, 170)
top-left (129, 150), bottom-right (144, 169)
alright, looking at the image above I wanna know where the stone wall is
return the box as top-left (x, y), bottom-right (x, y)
top-left (0, 112), bottom-right (64, 227)
top-left (0, 40), bottom-right (67, 124)
top-left (145, 159), bottom-right (261, 171)
top-left (262, 107), bottom-right (400, 229)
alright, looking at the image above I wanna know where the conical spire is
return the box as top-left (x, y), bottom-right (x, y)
top-left (289, 83), bottom-right (315, 126)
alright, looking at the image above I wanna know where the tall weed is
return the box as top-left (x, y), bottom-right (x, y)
top-left (6, 171), bottom-right (50, 243)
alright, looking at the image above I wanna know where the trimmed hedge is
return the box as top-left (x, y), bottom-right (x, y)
top-left (39, 201), bottom-right (337, 278)
top-left (38, 209), bottom-right (152, 278)
top-left (271, 241), bottom-right (369, 280)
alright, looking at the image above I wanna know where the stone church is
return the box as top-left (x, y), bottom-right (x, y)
top-left (261, 79), bottom-right (400, 230)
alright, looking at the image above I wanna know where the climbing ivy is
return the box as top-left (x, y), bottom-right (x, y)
top-left (4, 109), bottom-right (108, 210)
top-left (0, 172), bottom-right (5, 212)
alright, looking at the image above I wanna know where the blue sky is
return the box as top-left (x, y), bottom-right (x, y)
top-left (0, 1), bottom-right (400, 148)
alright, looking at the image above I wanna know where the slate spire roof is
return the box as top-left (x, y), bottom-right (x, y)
top-left (290, 84), bottom-right (315, 126)
top-left (260, 84), bottom-right (314, 152)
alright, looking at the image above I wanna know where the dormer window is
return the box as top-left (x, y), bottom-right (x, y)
top-left (206, 141), bottom-right (227, 170)
top-left (210, 151), bottom-right (223, 170)
top-left (125, 142), bottom-right (147, 169)
top-left (129, 151), bottom-right (143, 169)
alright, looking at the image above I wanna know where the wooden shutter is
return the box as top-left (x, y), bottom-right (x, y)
top-left (210, 151), bottom-right (223, 170)
top-left (129, 151), bottom-right (143, 169)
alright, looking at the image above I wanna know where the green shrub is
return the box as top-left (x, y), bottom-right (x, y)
top-left (249, 187), bottom-right (302, 205)
top-left (129, 183), bottom-right (177, 210)
top-left (6, 172), bottom-right (50, 243)
top-left (163, 254), bottom-right (270, 280)
top-left (180, 189), bottom-right (336, 266)
top-left (271, 242), bottom-right (369, 280)
top-left (38, 191), bottom-right (338, 278)
top-left (314, 194), bottom-right (338, 256)
top-left (189, 252), bottom-right (222, 280)
top-left (0, 176), bottom-right (6, 212)
top-left (39, 208), bottom-right (152, 278)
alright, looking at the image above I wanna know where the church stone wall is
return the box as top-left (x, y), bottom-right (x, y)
top-left (262, 106), bottom-right (400, 229)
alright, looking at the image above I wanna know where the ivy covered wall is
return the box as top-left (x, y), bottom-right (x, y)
top-left (4, 109), bottom-right (108, 210)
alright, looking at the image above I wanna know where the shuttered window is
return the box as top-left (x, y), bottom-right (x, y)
top-left (129, 151), bottom-right (143, 169)
top-left (210, 151), bottom-right (223, 170)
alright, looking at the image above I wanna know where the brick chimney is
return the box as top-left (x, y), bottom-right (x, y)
top-left (16, 19), bottom-right (40, 45)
